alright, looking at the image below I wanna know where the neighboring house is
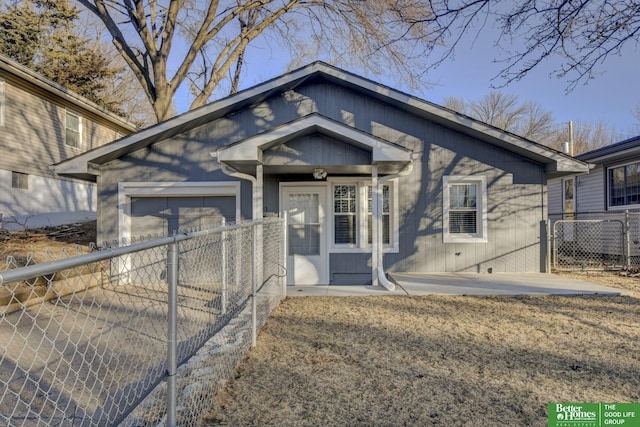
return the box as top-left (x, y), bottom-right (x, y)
top-left (0, 55), bottom-right (137, 230)
top-left (549, 135), bottom-right (640, 220)
top-left (56, 62), bottom-right (586, 286)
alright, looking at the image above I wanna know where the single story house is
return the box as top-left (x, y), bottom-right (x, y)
top-left (56, 62), bottom-right (587, 287)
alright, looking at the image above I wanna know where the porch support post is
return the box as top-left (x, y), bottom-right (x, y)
top-left (371, 165), bottom-right (379, 287)
top-left (254, 164), bottom-right (264, 305)
top-left (254, 164), bottom-right (263, 220)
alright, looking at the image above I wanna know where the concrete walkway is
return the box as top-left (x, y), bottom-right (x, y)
top-left (286, 273), bottom-right (626, 297)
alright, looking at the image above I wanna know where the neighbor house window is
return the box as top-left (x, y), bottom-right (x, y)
top-left (563, 177), bottom-right (575, 219)
top-left (443, 176), bottom-right (487, 243)
top-left (65, 110), bottom-right (82, 148)
top-left (367, 184), bottom-right (390, 245)
top-left (333, 184), bottom-right (357, 245)
top-left (12, 171), bottom-right (28, 189)
top-left (609, 162), bottom-right (640, 208)
top-left (0, 78), bottom-right (5, 127)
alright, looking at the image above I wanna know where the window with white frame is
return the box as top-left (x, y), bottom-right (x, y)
top-left (443, 176), bottom-right (487, 243)
top-left (331, 180), bottom-right (397, 251)
top-left (367, 184), bottom-right (390, 245)
top-left (333, 184), bottom-right (357, 245)
top-left (608, 162), bottom-right (640, 208)
top-left (0, 78), bottom-right (5, 127)
top-left (65, 110), bottom-right (82, 148)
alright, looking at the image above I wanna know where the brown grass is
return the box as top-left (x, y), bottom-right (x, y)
top-left (2, 227), bottom-right (638, 426)
top-left (204, 278), bottom-right (640, 426)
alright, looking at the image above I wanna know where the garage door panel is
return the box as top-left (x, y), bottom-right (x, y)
top-left (203, 196), bottom-right (236, 223)
top-left (130, 196), bottom-right (236, 237)
top-left (131, 197), bottom-right (168, 216)
top-left (131, 215), bottom-right (167, 239)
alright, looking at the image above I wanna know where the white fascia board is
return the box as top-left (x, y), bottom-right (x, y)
top-left (216, 114), bottom-right (412, 163)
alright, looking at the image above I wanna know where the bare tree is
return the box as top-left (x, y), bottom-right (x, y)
top-left (75, 1), bottom-right (442, 122)
top-left (444, 91), bottom-right (618, 154)
top-left (555, 121), bottom-right (617, 155)
top-left (423, 0), bottom-right (640, 89)
top-left (444, 92), bottom-right (557, 143)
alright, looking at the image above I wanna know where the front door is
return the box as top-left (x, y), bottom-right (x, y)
top-left (281, 186), bottom-right (328, 285)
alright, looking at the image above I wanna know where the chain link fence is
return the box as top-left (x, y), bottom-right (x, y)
top-left (550, 211), bottom-right (640, 271)
top-left (0, 218), bottom-right (286, 426)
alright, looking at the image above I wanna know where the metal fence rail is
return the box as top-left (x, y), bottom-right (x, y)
top-left (0, 218), bottom-right (285, 426)
top-left (550, 211), bottom-right (640, 271)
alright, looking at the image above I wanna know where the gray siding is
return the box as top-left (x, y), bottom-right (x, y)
top-left (263, 134), bottom-right (371, 166)
top-left (97, 77), bottom-right (547, 274)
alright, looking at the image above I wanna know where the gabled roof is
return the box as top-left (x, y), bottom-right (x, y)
top-left (55, 61), bottom-right (587, 180)
top-left (216, 114), bottom-right (412, 164)
top-left (0, 54), bottom-right (137, 133)
top-left (577, 135), bottom-right (640, 163)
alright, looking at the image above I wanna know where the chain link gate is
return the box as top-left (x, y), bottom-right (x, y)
top-left (553, 219), bottom-right (625, 270)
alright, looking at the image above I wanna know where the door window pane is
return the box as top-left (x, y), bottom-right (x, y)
top-left (288, 193), bottom-right (320, 255)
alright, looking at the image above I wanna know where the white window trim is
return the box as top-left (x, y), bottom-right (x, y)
top-left (562, 176), bottom-right (576, 218)
top-left (606, 161), bottom-right (640, 211)
top-left (328, 177), bottom-right (399, 253)
top-left (443, 175), bottom-right (488, 243)
top-left (117, 181), bottom-right (241, 242)
top-left (65, 109), bottom-right (83, 149)
top-left (0, 78), bottom-right (5, 127)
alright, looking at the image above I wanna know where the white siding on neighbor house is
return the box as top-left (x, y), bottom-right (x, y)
top-left (549, 169), bottom-right (605, 218)
top-left (575, 166), bottom-right (605, 213)
top-left (0, 169), bottom-right (96, 230)
top-left (548, 178), bottom-right (563, 216)
top-left (0, 63), bottom-right (134, 230)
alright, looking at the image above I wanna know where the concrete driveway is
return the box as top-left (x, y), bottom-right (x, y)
top-left (286, 273), bottom-right (626, 297)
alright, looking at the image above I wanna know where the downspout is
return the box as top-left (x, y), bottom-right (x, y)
top-left (376, 158), bottom-right (414, 291)
top-left (210, 151), bottom-right (259, 220)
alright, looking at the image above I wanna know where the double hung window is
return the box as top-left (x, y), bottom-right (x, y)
top-left (331, 180), bottom-right (397, 251)
top-left (65, 110), bottom-right (82, 148)
top-left (443, 176), bottom-right (487, 243)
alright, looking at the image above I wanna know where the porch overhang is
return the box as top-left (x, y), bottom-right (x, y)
top-left (213, 114), bottom-right (412, 175)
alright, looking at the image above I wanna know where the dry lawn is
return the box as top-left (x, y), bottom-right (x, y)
top-left (2, 227), bottom-right (639, 426)
top-left (204, 276), bottom-right (640, 426)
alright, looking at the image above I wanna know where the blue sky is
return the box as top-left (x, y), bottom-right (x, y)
top-left (174, 25), bottom-right (639, 140)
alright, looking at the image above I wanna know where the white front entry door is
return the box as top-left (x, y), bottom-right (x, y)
top-left (282, 186), bottom-right (328, 285)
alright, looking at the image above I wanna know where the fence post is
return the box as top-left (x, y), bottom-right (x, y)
top-left (251, 222), bottom-right (258, 348)
top-left (551, 221), bottom-right (558, 271)
top-left (282, 213), bottom-right (288, 294)
top-left (543, 220), bottom-right (551, 273)
top-left (625, 210), bottom-right (631, 268)
top-left (167, 241), bottom-right (178, 427)
top-left (220, 219), bottom-right (226, 315)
